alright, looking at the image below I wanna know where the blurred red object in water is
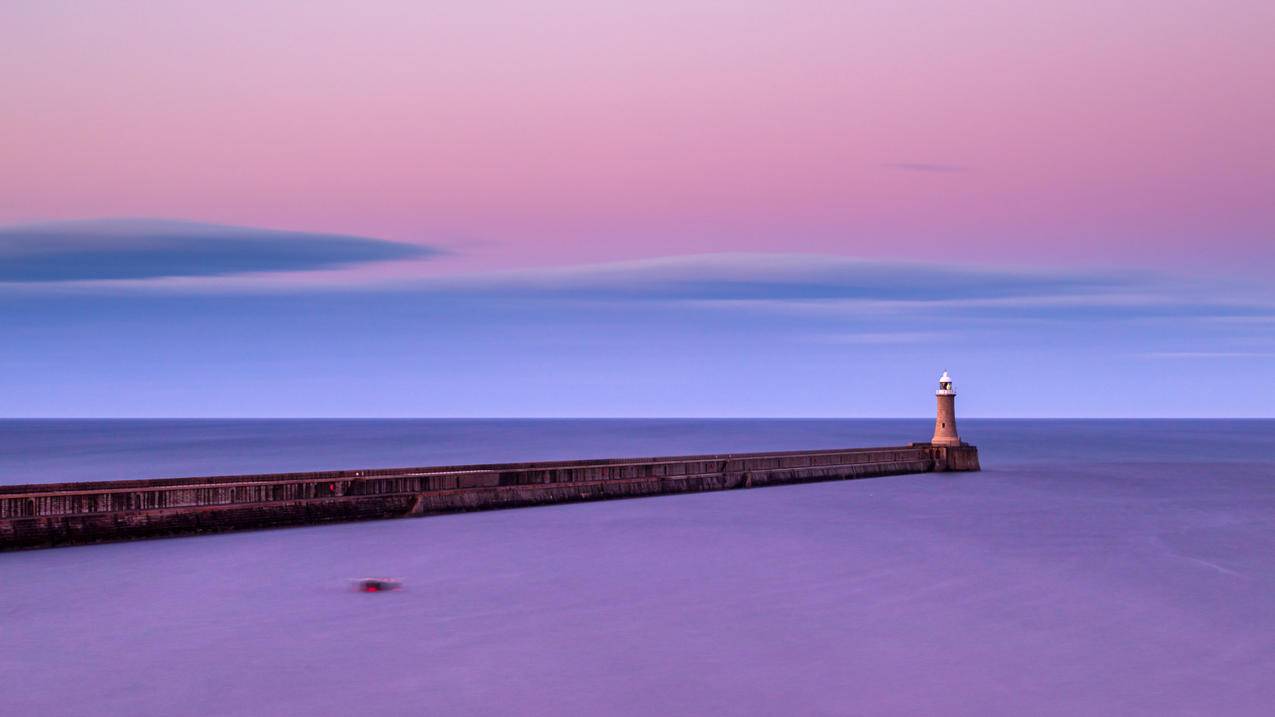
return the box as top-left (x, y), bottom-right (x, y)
top-left (354, 578), bottom-right (401, 592)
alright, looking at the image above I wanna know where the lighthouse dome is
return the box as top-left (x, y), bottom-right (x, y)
top-left (936, 370), bottom-right (955, 395)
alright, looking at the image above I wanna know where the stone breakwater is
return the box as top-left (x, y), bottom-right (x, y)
top-left (0, 443), bottom-right (979, 550)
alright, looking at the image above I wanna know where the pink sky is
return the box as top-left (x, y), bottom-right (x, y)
top-left (3, 0), bottom-right (1272, 274)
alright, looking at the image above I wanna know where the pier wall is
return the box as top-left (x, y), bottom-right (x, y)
top-left (0, 443), bottom-right (979, 550)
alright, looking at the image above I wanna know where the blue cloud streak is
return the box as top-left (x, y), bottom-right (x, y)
top-left (1, 253), bottom-right (1270, 417)
top-left (0, 219), bottom-right (434, 282)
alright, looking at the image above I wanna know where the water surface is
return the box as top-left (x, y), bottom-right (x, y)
top-left (2, 419), bottom-right (1273, 716)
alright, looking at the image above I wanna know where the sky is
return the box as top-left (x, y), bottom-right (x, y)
top-left (1, 0), bottom-right (1272, 417)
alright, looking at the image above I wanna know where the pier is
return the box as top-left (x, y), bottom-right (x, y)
top-left (0, 443), bottom-right (978, 549)
top-left (2, 372), bottom-right (981, 549)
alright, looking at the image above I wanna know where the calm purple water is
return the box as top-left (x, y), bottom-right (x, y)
top-left (3, 419), bottom-right (1274, 715)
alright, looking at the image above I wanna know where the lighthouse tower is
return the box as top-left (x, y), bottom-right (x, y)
top-left (931, 370), bottom-right (961, 446)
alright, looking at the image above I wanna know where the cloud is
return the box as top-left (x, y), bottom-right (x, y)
top-left (412, 253), bottom-right (1275, 334)
top-left (5, 250), bottom-right (1273, 417)
top-left (8, 240), bottom-right (1271, 334)
top-left (884, 163), bottom-right (969, 173)
top-left (429, 253), bottom-right (1128, 304)
top-left (0, 218), bottom-right (435, 282)
top-left (808, 331), bottom-right (956, 345)
top-left (1197, 315), bottom-right (1275, 325)
top-left (1139, 352), bottom-right (1275, 359)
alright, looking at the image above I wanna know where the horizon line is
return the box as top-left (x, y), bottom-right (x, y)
top-left (2, 416), bottom-right (1271, 421)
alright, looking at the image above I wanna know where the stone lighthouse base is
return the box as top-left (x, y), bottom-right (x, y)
top-left (913, 442), bottom-right (982, 472)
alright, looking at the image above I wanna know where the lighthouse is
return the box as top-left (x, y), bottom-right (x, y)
top-left (931, 370), bottom-right (961, 446)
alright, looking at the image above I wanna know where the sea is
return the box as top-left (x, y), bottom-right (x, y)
top-left (2, 419), bottom-right (1273, 716)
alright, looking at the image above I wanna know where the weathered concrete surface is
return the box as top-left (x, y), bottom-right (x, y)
top-left (0, 443), bottom-right (979, 550)
top-left (923, 442), bottom-right (982, 472)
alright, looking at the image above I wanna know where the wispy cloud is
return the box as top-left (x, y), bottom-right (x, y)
top-left (808, 331), bottom-right (955, 345)
top-left (427, 253), bottom-right (1130, 305)
top-left (1139, 352), bottom-right (1275, 359)
top-left (4, 250), bottom-right (1272, 417)
top-left (884, 163), bottom-right (969, 173)
top-left (413, 253), bottom-right (1274, 334)
top-left (0, 218), bottom-right (435, 283)
top-left (7, 244), bottom-right (1273, 334)
top-left (1196, 315), bottom-right (1275, 325)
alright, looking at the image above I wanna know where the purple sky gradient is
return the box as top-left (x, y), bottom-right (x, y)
top-left (4, 1), bottom-right (1272, 272)
top-left (1, 2), bottom-right (1272, 416)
